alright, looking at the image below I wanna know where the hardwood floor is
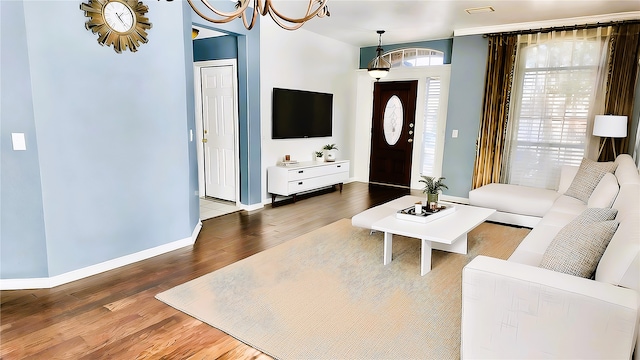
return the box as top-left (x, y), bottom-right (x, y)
top-left (1, 182), bottom-right (417, 359)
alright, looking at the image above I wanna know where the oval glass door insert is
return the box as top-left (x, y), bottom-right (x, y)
top-left (383, 95), bottom-right (403, 145)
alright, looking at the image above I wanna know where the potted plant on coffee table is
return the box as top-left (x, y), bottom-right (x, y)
top-left (419, 175), bottom-right (448, 205)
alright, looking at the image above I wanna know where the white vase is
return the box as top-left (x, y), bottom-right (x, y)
top-left (324, 150), bottom-right (336, 162)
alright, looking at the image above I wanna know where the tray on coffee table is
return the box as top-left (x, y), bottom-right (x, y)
top-left (396, 204), bottom-right (455, 223)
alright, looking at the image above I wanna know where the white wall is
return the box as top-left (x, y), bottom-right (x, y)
top-left (259, 20), bottom-right (359, 202)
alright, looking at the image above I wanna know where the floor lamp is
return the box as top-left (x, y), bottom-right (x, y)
top-left (593, 115), bottom-right (628, 159)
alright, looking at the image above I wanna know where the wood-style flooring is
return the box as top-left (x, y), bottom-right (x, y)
top-left (1, 182), bottom-right (418, 359)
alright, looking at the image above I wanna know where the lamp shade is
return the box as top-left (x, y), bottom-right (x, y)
top-left (368, 68), bottom-right (389, 80)
top-left (593, 115), bottom-right (628, 138)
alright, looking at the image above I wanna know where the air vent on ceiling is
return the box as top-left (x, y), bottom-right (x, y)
top-left (465, 6), bottom-right (495, 14)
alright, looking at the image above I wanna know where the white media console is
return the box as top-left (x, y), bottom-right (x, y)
top-left (267, 160), bottom-right (350, 205)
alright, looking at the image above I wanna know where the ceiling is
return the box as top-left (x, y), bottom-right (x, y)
top-left (193, 1), bottom-right (640, 47)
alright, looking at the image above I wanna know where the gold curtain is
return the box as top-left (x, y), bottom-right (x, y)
top-left (472, 35), bottom-right (518, 189)
top-left (599, 23), bottom-right (640, 161)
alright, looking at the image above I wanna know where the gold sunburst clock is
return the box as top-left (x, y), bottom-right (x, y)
top-left (80, 0), bottom-right (152, 53)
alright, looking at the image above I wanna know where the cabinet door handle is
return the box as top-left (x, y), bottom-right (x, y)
top-left (337, 165), bottom-right (341, 168)
top-left (298, 182), bottom-right (303, 185)
top-left (298, 170), bottom-right (304, 174)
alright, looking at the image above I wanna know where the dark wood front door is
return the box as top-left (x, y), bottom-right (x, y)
top-left (369, 80), bottom-right (418, 187)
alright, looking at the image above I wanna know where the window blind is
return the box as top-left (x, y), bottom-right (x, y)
top-left (421, 77), bottom-right (441, 176)
top-left (505, 28), bottom-right (610, 189)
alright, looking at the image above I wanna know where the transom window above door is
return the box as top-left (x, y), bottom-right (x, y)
top-left (381, 48), bottom-right (445, 68)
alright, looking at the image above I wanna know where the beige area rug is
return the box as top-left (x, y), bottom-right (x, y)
top-left (156, 219), bottom-right (529, 359)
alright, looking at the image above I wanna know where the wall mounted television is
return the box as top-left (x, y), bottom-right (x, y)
top-left (272, 88), bottom-right (333, 139)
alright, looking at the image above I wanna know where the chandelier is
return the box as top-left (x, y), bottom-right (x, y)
top-left (367, 30), bottom-right (390, 80)
top-left (184, 0), bottom-right (330, 31)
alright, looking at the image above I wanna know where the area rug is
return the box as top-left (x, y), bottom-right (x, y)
top-left (156, 218), bottom-right (529, 359)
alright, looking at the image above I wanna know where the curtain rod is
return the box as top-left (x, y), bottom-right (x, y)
top-left (483, 19), bottom-right (640, 38)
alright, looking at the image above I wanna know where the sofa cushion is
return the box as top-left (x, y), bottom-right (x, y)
top-left (547, 195), bottom-right (586, 216)
top-left (539, 208), bottom-right (619, 278)
top-left (587, 172), bottom-right (619, 208)
top-left (614, 154), bottom-right (640, 186)
top-left (468, 183), bottom-right (560, 218)
top-left (596, 182), bottom-right (640, 291)
top-left (508, 223), bottom-right (565, 266)
top-left (565, 158), bottom-right (617, 203)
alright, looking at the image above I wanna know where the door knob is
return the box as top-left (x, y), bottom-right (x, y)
top-left (202, 139), bottom-right (208, 143)
top-left (408, 139), bottom-right (413, 143)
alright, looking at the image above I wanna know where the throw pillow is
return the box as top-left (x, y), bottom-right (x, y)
top-left (587, 173), bottom-right (619, 208)
top-left (571, 207), bottom-right (618, 224)
top-left (539, 219), bottom-right (619, 278)
top-left (564, 158), bottom-right (617, 203)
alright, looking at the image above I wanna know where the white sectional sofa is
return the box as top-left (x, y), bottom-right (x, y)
top-left (463, 154), bottom-right (640, 359)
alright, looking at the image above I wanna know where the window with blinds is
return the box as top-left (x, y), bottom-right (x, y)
top-left (504, 30), bottom-right (610, 189)
top-left (421, 77), bottom-right (441, 176)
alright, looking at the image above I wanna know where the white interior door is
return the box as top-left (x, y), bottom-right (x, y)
top-left (200, 65), bottom-right (237, 201)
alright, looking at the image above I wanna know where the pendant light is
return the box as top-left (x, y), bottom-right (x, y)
top-left (367, 30), bottom-right (390, 80)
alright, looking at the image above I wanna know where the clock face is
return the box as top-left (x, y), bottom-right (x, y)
top-left (104, 2), bottom-right (134, 33)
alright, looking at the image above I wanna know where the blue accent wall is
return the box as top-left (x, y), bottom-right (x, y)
top-left (182, 1), bottom-right (200, 239)
top-left (359, 38), bottom-right (453, 68)
top-left (193, 36), bottom-right (238, 61)
top-left (1, 0), bottom-right (197, 278)
top-left (243, 33), bottom-right (263, 205)
top-left (1, 0), bottom-right (49, 278)
top-left (441, 35), bottom-right (489, 198)
top-left (236, 35), bottom-right (253, 204)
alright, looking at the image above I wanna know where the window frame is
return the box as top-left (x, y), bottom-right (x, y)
top-left (381, 48), bottom-right (445, 68)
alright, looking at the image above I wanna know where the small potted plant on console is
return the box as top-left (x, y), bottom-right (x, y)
top-left (323, 144), bottom-right (338, 162)
top-left (314, 151), bottom-right (324, 161)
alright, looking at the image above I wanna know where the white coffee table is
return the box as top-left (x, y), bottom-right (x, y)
top-left (371, 202), bottom-right (495, 276)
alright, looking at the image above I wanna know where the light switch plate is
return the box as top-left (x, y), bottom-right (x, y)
top-left (12, 133), bottom-right (27, 150)
top-left (452, 129), bottom-right (459, 138)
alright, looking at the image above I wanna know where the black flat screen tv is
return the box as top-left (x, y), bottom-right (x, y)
top-left (272, 88), bottom-right (333, 139)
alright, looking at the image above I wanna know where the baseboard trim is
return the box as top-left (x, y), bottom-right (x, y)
top-left (0, 221), bottom-right (202, 290)
top-left (240, 202), bottom-right (264, 212)
top-left (440, 194), bottom-right (470, 204)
